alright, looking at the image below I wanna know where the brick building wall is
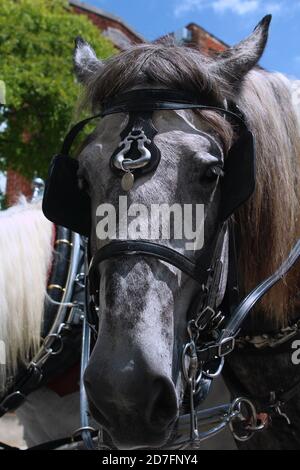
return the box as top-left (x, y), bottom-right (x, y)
top-left (70, 1), bottom-right (144, 50)
top-left (71, 5), bottom-right (144, 48)
top-left (6, 170), bottom-right (32, 206)
top-left (186, 23), bottom-right (227, 54)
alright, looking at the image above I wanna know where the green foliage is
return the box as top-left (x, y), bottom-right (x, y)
top-left (0, 0), bottom-right (116, 178)
top-left (0, 80), bottom-right (5, 104)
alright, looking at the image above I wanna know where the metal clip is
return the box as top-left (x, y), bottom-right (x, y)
top-left (181, 328), bottom-right (201, 443)
top-left (182, 341), bottom-right (200, 384)
top-left (269, 392), bottom-right (291, 425)
top-left (75, 273), bottom-right (85, 288)
top-left (43, 333), bottom-right (64, 355)
top-left (275, 405), bottom-right (291, 425)
top-left (202, 357), bottom-right (225, 379)
top-left (188, 376), bottom-right (199, 442)
top-left (66, 303), bottom-right (84, 326)
top-left (187, 340), bottom-right (199, 442)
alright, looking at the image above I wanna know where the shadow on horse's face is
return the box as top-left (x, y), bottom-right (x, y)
top-left (81, 108), bottom-right (224, 448)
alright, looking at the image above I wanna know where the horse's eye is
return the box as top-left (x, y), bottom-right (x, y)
top-left (204, 165), bottom-right (225, 180)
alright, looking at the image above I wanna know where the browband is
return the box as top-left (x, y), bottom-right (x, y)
top-left (59, 89), bottom-right (248, 158)
top-left (101, 88), bottom-right (218, 112)
top-left (101, 89), bottom-right (248, 130)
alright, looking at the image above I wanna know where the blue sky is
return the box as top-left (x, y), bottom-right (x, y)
top-left (90, 0), bottom-right (300, 79)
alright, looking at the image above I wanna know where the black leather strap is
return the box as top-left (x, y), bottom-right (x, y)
top-left (223, 346), bottom-right (300, 418)
top-left (103, 102), bottom-right (248, 132)
top-left (224, 219), bottom-right (240, 312)
top-left (88, 240), bottom-right (206, 296)
top-left (0, 366), bottom-right (42, 417)
top-left (192, 240), bottom-right (300, 365)
top-left (57, 89), bottom-right (247, 162)
top-left (42, 226), bottom-right (72, 336)
top-left (101, 88), bottom-right (219, 112)
top-left (61, 113), bottom-right (102, 156)
top-left (279, 376), bottom-right (300, 404)
top-left (221, 240), bottom-right (300, 340)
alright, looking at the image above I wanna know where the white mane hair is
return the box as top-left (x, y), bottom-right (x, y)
top-left (0, 197), bottom-right (53, 392)
top-left (291, 78), bottom-right (300, 123)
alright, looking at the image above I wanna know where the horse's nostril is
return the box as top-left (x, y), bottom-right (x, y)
top-left (146, 378), bottom-right (178, 431)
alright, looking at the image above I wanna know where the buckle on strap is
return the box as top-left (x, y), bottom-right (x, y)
top-left (218, 337), bottom-right (235, 357)
top-left (196, 336), bottom-right (235, 363)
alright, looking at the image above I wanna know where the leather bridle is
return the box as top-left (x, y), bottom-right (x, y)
top-left (85, 231), bottom-right (300, 448)
top-left (1, 89), bottom-right (298, 451)
top-left (78, 89), bottom-right (300, 449)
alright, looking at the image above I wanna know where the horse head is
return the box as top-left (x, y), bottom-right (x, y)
top-left (71, 17), bottom-right (272, 449)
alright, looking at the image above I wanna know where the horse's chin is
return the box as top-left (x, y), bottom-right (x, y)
top-left (89, 400), bottom-right (176, 450)
top-left (109, 428), bottom-right (174, 451)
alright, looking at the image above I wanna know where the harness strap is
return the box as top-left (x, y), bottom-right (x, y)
top-left (225, 219), bottom-right (240, 313)
top-left (278, 377), bottom-right (300, 404)
top-left (191, 240), bottom-right (300, 366)
top-left (220, 240), bottom-right (300, 341)
top-left (61, 113), bottom-right (101, 156)
top-left (0, 367), bottom-right (41, 417)
top-left (79, 247), bottom-right (97, 450)
top-left (223, 352), bottom-right (300, 428)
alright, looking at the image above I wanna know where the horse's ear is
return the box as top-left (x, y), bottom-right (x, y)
top-left (212, 15), bottom-right (272, 89)
top-left (73, 37), bottom-right (103, 85)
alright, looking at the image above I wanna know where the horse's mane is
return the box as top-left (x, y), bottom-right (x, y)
top-left (236, 71), bottom-right (300, 329)
top-left (291, 79), bottom-right (300, 123)
top-left (0, 198), bottom-right (53, 392)
top-left (78, 42), bottom-right (300, 328)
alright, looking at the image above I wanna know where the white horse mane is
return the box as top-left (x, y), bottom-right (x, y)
top-left (0, 197), bottom-right (53, 392)
top-left (291, 78), bottom-right (300, 122)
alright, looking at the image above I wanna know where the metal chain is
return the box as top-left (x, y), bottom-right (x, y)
top-left (181, 320), bottom-right (202, 442)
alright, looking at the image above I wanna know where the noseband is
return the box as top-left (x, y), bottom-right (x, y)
top-left (42, 88), bottom-right (300, 449)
